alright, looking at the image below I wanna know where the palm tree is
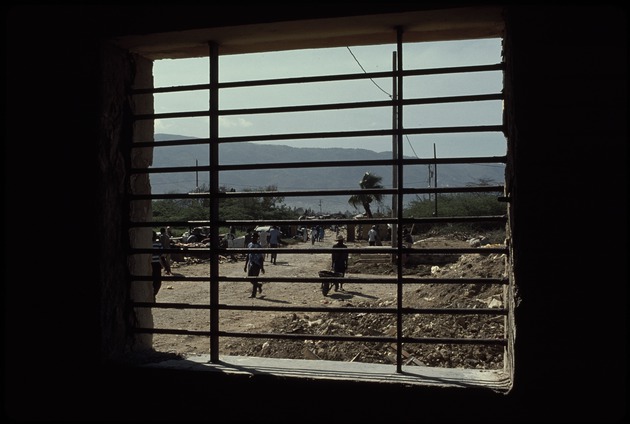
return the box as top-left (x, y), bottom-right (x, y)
top-left (348, 172), bottom-right (384, 218)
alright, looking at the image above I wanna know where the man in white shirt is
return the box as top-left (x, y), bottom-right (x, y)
top-left (268, 225), bottom-right (281, 264)
top-left (367, 225), bottom-right (378, 246)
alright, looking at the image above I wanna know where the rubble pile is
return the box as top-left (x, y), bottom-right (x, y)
top-left (228, 252), bottom-right (507, 369)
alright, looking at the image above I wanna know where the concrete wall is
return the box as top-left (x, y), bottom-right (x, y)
top-left (5, 4), bottom-right (626, 422)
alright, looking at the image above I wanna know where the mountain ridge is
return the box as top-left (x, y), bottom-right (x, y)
top-left (151, 133), bottom-right (505, 213)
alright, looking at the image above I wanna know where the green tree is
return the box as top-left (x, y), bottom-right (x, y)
top-left (404, 189), bottom-right (506, 235)
top-left (153, 184), bottom-right (300, 225)
top-left (348, 172), bottom-right (384, 218)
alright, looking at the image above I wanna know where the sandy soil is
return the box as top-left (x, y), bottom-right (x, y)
top-left (150, 230), bottom-right (508, 369)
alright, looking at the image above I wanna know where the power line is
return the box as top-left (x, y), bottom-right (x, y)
top-left (346, 47), bottom-right (392, 99)
top-left (346, 46), bottom-right (420, 160)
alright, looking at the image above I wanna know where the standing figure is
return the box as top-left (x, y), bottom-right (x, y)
top-left (268, 225), bottom-right (281, 264)
top-left (244, 232), bottom-right (265, 298)
top-left (159, 227), bottom-right (172, 275)
top-left (331, 234), bottom-right (348, 291)
top-left (151, 232), bottom-right (163, 298)
top-left (367, 225), bottom-right (378, 246)
top-left (402, 227), bottom-right (414, 266)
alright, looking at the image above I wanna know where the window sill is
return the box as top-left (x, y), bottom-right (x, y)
top-left (142, 354), bottom-right (512, 392)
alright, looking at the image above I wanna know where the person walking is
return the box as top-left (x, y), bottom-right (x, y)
top-left (331, 234), bottom-right (348, 291)
top-left (151, 231), bottom-right (163, 298)
top-left (159, 227), bottom-right (172, 275)
top-left (244, 232), bottom-right (265, 298)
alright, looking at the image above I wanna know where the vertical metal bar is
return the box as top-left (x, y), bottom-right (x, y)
top-left (395, 26), bottom-right (404, 374)
top-left (433, 143), bottom-right (438, 216)
top-left (391, 51), bottom-right (398, 252)
top-left (209, 41), bottom-right (220, 363)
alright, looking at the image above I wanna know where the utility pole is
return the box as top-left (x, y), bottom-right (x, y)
top-left (195, 159), bottom-right (199, 192)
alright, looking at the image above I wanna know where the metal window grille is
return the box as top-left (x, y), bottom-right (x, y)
top-left (128, 31), bottom-right (510, 378)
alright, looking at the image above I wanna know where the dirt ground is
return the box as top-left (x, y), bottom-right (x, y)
top-left (149, 229), bottom-right (507, 369)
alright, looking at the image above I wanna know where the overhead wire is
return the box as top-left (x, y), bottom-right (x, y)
top-left (346, 46), bottom-right (420, 159)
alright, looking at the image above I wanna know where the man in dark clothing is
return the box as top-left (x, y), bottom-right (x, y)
top-left (331, 234), bottom-right (348, 291)
top-left (159, 227), bottom-right (172, 275)
top-left (244, 232), bottom-right (265, 298)
top-left (151, 232), bottom-right (163, 298)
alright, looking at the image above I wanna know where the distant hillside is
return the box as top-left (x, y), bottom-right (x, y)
top-left (151, 133), bottom-right (504, 213)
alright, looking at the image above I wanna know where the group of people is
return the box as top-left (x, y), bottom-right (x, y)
top-left (244, 231), bottom-right (349, 298)
top-left (309, 225), bottom-right (325, 245)
top-left (150, 224), bottom-right (415, 300)
top-left (150, 224), bottom-right (352, 300)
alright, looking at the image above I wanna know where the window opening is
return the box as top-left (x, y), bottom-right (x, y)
top-left (128, 32), bottom-right (511, 389)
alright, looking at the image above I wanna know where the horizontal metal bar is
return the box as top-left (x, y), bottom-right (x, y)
top-left (134, 110), bottom-right (210, 121)
top-left (218, 331), bottom-right (506, 346)
top-left (219, 99), bottom-right (393, 117)
top-left (134, 327), bottom-right (506, 347)
top-left (221, 124), bottom-right (505, 143)
top-left (130, 246), bottom-right (508, 256)
top-left (130, 187), bottom-right (506, 201)
top-left (405, 125), bottom-right (504, 135)
top-left (135, 327), bottom-right (212, 336)
top-left (402, 336), bottom-right (507, 347)
top-left (135, 303), bottom-right (397, 314)
top-left (220, 247), bottom-right (507, 255)
top-left (131, 124), bottom-right (503, 150)
top-left (132, 159), bottom-right (396, 174)
top-left (403, 93), bottom-right (503, 106)
top-left (133, 137), bottom-right (212, 148)
top-left (404, 63), bottom-right (504, 77)
top-left (221, 128), bottom-right (393, 143)
top-left (217, 305), bottom-right (507, 316)
top-left (131, 63), bottom-right (503, 95)
top-left (131, 276), bottom-right (508, 286)
top-left (215, 277), bottom-right (508, 285)
top-left (128, 215), bottom-right (507, 229)
top-left (134, 92), bottom-right (501, 121)
top-left (218, 158), bottom-right (395, 171)
top-left (219, 331), bottom-right (397, 343)
top-left (133, 83), bottom-right (211, 95)
top-left (218, 69), bottom-right (392, 88)
top-left (217, 63), bottom-right (501, 90)
top-left (133, 300), bottom-right (507, 315)
top-left (244, 214), bottom-right (507, 225)
top-left (216, 93), bottom-right (502, 117)
top-left (130, 156), bottom-right (505, 175)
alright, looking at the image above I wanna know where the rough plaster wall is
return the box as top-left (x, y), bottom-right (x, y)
top-left (98, 41), bottom-right (154, 359)
top-left (128, 53), bottom-right (156, 352)
top-left (499, 15), bottom-right (517, 388)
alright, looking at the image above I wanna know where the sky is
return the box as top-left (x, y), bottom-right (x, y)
top-left (152, 38), bottom-right (505, 158)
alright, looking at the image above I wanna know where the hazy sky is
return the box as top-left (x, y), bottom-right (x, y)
top-left (152, 38), bottom-right (505, 158)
